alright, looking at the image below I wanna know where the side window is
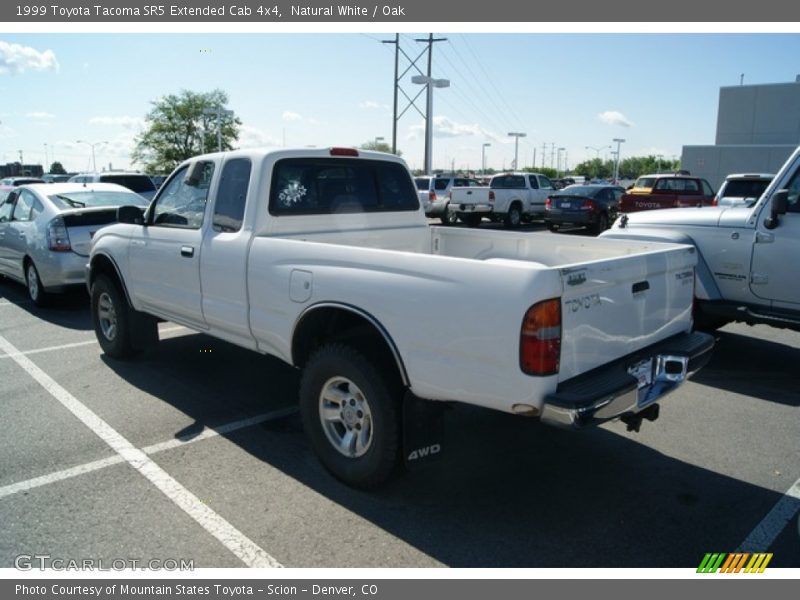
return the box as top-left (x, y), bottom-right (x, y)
top-left (539, 176), bottom-right (554, 189)
top-left (683, 179), bottom-right (699, 193)
top-left (151, 162), bottom-right (214, 229)
top-left (467, 179), bottom-right (482, 187)
top-left (528, 176), bottom-right (539, 189)
top-left (508, 176), bottom-right (526, 188)
top-left (454, 178), bottom-right (467, 187)
top-left (701, 180), bottom-right (715, 196)
top-left (0, 194), bottom-right (15, 222)
top-left (12, 190), bottom-right (36, 222)
top-left (783, 167), bottom-right (800, 214)
top-left (434, 179), bottom-right (449, 191)
top-left (654, 179), bottom-right (670, 191)
top-left (213, 158), bottom-right (251, 232)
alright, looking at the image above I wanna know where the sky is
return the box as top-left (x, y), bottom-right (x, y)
top-left (2, 32), bottom-right (800, 174)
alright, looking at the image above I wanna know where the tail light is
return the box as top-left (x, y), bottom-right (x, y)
top-left (489, 190), bottom-right (495, 203)
top-left (545, 197), bottom-right (552, 210)
top-left (580, 199), bottom-right (596, 211)
top-left (329, 147), bottom-right (359, 156)
top-left (46, 217), bottom-right (71, 252)
top-left (520, 298), bottom-right (561, 376)
top-left (429, 190), bottom-right (437, 201)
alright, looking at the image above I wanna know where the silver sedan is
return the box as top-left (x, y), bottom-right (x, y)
top-left (0, 182), bottom-right (148, 306)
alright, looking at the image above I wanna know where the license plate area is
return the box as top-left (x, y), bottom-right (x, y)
top-left (628, 358), bottom-right (654, 408)
top-left (628, 354), bottom-right (689, 409)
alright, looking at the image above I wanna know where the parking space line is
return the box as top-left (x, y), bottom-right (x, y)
top-left (0, 407), bottom-right (298, 501)
top-left (0, 332), bottom-right (283, 568)
top-left (0, 325), bottom-right (188, 359)
top-left (737, 477), bottom-right (800, 552)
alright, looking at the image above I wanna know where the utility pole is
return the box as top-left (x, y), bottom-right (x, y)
top-left (415, 33), bottom-right (447, 173)
top-left (541, 143), bottom-right (547, 169)
top-left (507, 132), bottom-right (526, 171)
top-left (381, 34), bottom-right (400, 154)
top-left (550, 143), bottom-right (556, 169)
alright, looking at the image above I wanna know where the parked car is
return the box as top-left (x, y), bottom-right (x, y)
top-left (68, 172), bottom-right (157, 201)
top-left (0, 182), bottom-right (149, 305)
top-left (0, 177), bottom-right (45, 186)
top-left (415, 175), bottom-right (482, 225)
top-left (545, 184), bottom-right (624, 234)
top-left (713, 173), bottom-right (773, 207)
top-left (619, 173), bottom-right (715, 212)
top-left (41, 174), bottom-right (73, 184)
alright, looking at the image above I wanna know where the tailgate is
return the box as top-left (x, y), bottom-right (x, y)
top-left (62, 209), bottom-right (119, 256)
top-left (450, 187), bottom-right (489, 205)
top-left (557, 244), bottom-right (696, 381)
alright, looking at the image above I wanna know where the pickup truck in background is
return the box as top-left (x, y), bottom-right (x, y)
top-left (87, 147), bottom-right (713, 488)
top-left (448, 172), bottom-right (556, 227)
top-left (603, 146), bottom-right (800, 332)
top-left (619, 173), bottom-right (716, 213)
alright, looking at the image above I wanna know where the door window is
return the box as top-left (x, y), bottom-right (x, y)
top-left (213, 158), bottom-right (251, 232)
top-left (151, 162), bottom-right (214, 229)
top-left (12, 190), bottom-right (36, 222)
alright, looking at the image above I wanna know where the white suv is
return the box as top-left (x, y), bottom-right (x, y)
top-left (415, 175), bottom-right (483, 225)
top-left (68, 172), bottom-right (157, 201)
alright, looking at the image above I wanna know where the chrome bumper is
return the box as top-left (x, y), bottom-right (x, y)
top-left (540, 331), bottom-right (714, 429)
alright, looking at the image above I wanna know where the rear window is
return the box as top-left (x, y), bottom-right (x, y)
top-left (554, 185), bottom-right (601, 197)
top-left (490, 175), bottom-right (526, 189)
top-left (415, 178), bottom-right (430, 191)
top-left (49, 191), bottom-right (149, 209)
top-left (99, 174), bottom-right (156, 194)
top-left (634, 177), bottom-right (657, 188)
top-left (269, 158), bottom-right (419, 215)
top-left (721, 179), bottom-right (771, 199)
top-left (433, 178), bottom-right (450, 191)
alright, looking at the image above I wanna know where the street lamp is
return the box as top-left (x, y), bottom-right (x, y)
top-left (481, 142), bottom-right (491, 174)
top-left (612, 138), bottom-right (626, 183)
top-left (76, 140), bottom-right (108, 172)
top-left (412, 75), bottom-right (450, 174)
top-left (374, 136), bottom-right (385, 145)
top-left (507, 132), bottom-right (526, 171)
top-left (203, 106), bottom-right (234, 153)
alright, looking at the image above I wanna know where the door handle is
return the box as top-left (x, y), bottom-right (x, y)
top-left (180, 246), bottom-right (194, 257)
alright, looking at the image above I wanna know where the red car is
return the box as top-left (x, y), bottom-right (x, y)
top-left (619, 174), bottom-right (715, 212)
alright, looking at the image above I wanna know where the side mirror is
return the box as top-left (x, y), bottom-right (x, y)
top-left (117, 205), bottom-right (145, 225)
top-left (184, 161), bottom-right (206, 187)
top-left (764, 189), bottom-right (789, 230)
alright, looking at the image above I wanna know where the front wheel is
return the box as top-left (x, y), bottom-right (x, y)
top-left (91, 275), bottom-right (138, 359)
top-left (299, 344), bottom-right (401, 488)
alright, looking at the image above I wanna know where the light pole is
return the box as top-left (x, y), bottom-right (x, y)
top-left (374, 136), bottom-right (385, 148)
top-left (612, 138), bottom-right (626, 183)
top-left (481, 142), bottom-right (491, 174)
top-left (76, 140), bottom-right (107, 172)
top-left (412, 75), bottom-right (450, 174)
top-left (43, 143), bottom-right (48, 172)
top-left (507, 132), bottom-right (526, 171)
top-left (557, 147), bottom-right (566, 177)
top-left (203, 106), bottom-right (234, 153)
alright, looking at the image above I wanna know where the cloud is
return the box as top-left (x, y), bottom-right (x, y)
top-left (407, 116), bottom-right (501, 141)
top-left (598, 110), bottom-right (634, 128)
top-left (26, 111), bottom-right (55, 119)
top-left (0, 41), bottom-right (59, 75)
top-left (236, 125), bottom-right (281, 149)
top-left (89, 115), bottom-right (145, 129)
top-left (281, 111), bottom-right (318, 125)
top-left (359, 100), bottom-right (389, 110)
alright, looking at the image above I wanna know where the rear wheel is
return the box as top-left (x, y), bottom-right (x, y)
top-left (299, 343), bottom-right (401, 488)
top-left (504, 204), bottom-right (522, 228)
top-left (25, 261), bottom-right (49, 307)
top-left (592, 213), bottom-right (610, 235)
top-left (547, 223), bottom-right (560, 232)
top-left (440, 205), bottom-right (458, 226)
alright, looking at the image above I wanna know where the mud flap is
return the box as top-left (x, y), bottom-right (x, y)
top-left (402, 392), bottom-right (445, 469)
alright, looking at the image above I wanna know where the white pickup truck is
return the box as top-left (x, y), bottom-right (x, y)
top-left (602, 146), bottom-right (800, 333)
top-left (87, 147), bottom-right (713, 488)
top-left (448, 172), bottom-right (556, 228)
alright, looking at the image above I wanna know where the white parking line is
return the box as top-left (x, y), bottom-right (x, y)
top-left (0, 332), bottom-right (283, 568)
top-left (0, 325), bottom-right (188, 360)
top-left (737, 477), bottom-right (800, 552)
top-left (0, 407), bottom-right (297, 500)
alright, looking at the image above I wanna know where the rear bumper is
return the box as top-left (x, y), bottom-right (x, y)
top-left (451, 203), bottom-right (493, 215)
top-left (540, 331), bottom-right (714, 429)
top-left (545, 210), bottom-right (596, 225)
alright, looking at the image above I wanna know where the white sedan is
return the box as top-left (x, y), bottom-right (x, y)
top-left (0, 182), bottom-right (148, 306)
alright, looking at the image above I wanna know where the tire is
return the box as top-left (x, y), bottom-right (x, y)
top-left (91, 274), bottom-right (138, 359)
top-left (693, 304), bottom-right (730, 332)
top-left (462, 214), bottom-right (482, 228)
top-left (547, 223), bottom-right (560, 233)
top-left (592, 213), bottom-right (610, 235)
top-left (440, 205), bottom-right (458, 226)
top-left (504, 203), bottom-right (522, 228)
top-left (25, 261), bottom-right (49, 307)
top-left (299, 343), bottom-right (402, 488)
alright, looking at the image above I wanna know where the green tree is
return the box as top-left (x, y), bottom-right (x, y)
top-left (49, 161), bottom-right (67, 175)
top-left (132, 89), bottom-right (241, 174)
top-left (358, 140), bottom-right (402, 156)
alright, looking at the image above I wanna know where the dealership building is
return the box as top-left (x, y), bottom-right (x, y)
top-left (681, 78), bottom-right (800, 189)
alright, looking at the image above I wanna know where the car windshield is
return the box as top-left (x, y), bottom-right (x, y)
top-left (99, 174), bottom-right (156, 193)
top-left (634, 177), bottom-right (657, 188)
top-left (414, 178), bottom-right (430, 191)
top-left (554, 185), bottom-right (600, 197)
top-left (722, 179), bottom-right (771, 199)
top-left (49, 191), bottom-right (148, 209)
